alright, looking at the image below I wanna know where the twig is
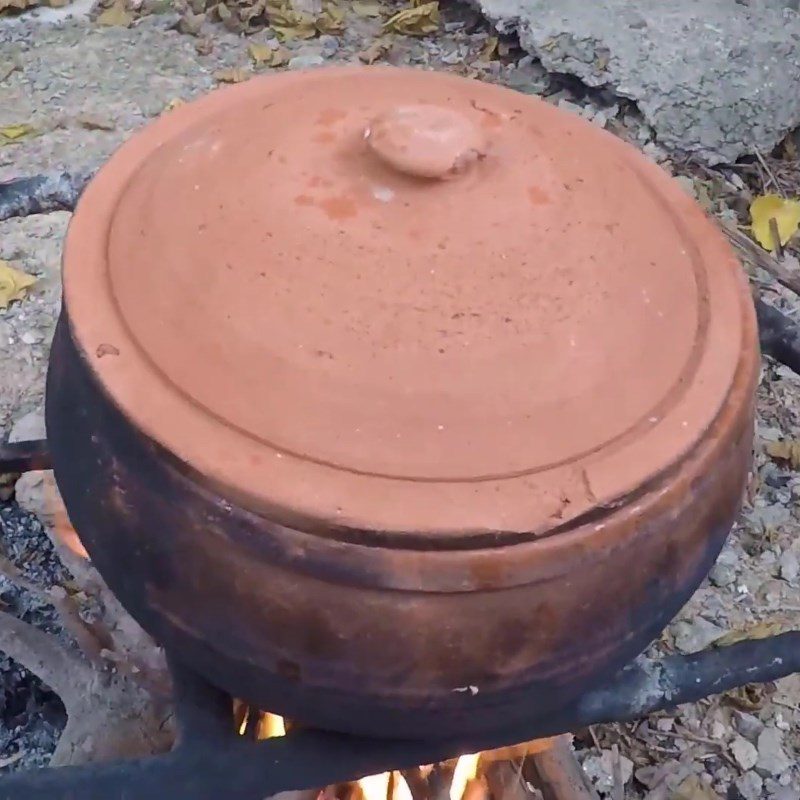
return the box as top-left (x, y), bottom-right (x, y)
top-left (524, 737), bottom-right (599, 800)
top-left (482, 761), bottom-right (543, 800)
top-left (0, 170), bottom-right (92, 222)
top-left (0, 439), bottom-right (51, 474)
top-left (651, 727), bottom-right (737, 769)
top-left (754, 149), bottom-right (784, 197)
top-left (400, 768), bottom-right (431, 800)
top-left (769, 217), bottom-right (785, 261)
top-left (0, 609), bottom-right (93, 708)
top-left (0, 545), bottom-right (111, 671)
top-left (47, 585), bottom-right (109, 667)
top-left (723, 225), bottom-right (800, 297)
top-left (610, 746), bottom-right (623, 800)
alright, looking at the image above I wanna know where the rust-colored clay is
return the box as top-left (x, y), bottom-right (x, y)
top-left (49, 67), bottom-right (760, 738)
top-left (62, 66), bottom-right (755, 537)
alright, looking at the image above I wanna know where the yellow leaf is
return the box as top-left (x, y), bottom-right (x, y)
top-left (0, 261), bottom-right (37, 310)
top-left (316, 0), bottom-right (343, 33)
top-left (750, 194), bottom-right (800, 251)
top-left (96, 0), bottom-right (133, 26)
top-left (266, 0), bottom-right (316, 39)
top-left (0, 123), bottom-right (36, 144)
top-left (765, 439), bottom-right (800, 470)
top-left (214, 67), bottom-right (251, 83)
top-left (352, 0), bottom-right (381, 17)
top-left (384, 0), bottom-right (438, 35)
top-left (712, 621), bottom-right (789, 649)
top-left (479, 35), bottom-right (498, 61)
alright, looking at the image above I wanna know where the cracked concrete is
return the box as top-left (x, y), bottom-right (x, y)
top-left (475, 0), bottom-right (800, 164)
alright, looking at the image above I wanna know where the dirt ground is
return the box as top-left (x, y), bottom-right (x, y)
top-left (1, 4), bottom-right (799, 798)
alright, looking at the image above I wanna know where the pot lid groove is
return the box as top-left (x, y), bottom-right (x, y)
top-left (63, 66), bottom-right (756, 538)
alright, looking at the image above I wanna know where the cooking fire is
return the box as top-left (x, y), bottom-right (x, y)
top-left (1, 60), bottom-right (799, 800)
top-left (231, 705), bottom-right (583, 800)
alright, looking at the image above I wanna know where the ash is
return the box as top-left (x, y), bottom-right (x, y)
top-left (0, 503), bottom-right (66, 771)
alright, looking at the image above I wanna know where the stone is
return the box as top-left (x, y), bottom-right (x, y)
top-left (672, 775), bottom-right (721, 800)
top-left (756, 728), bottom-right (792, 776)
top-left (19, 329), bottom-right (42, 345)
top-left (9, 404), bottom-right (45, 442)
top-left (474, 0), bottom-right (800, 164)
top-left (709, 562), bottom-right (736, 588)
top-left (731, 736), bottom-right (759, 770)
top-left (735, 771), bottom-right (763, 800)
top-left (778, 548), bottom-right (799, 582)
top-left (772, 674), bottom-right (800, 708)
top-left (709, 720), bottom-right (726, 740)
top-left (581, 749), bottom-right (634, 793)
top-left (317, 34), bottom-right (339, 57)
top-left (768, 788), bottom-right (797, 800)
top-left (671, 617), bottom-right (725, 654)
top-left (288, 52), bottom-right (325, 70)
top-left (734, 711), bottom-right (765, 742)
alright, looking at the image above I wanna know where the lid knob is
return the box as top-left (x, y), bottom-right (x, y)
top-left (365, 104), bottom-right (488, 180)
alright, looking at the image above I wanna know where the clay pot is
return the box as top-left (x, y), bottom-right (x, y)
top-left (46, 66), bottom-right (759, 738)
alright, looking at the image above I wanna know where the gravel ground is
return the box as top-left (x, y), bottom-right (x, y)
top-left (0, 4), bottom-right (799, 797)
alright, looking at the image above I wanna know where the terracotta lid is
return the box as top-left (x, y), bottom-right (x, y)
top-left (63, 66), bottom-right (756, 538)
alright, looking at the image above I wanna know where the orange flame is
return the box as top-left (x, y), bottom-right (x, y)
top-left (358, 772), bottom-right (413, 800)
top-left (449, 754), bottom-right (480, 800)
top-left (261, 712), bottom-right (286, 738)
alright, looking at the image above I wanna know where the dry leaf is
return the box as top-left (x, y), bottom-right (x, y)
top-left (0, 260), bottom-right (37, 310)
top-left (673, 776), bottom-right (721, 800)
top-left (384, 0), bottom-right (438, 35)
top-left (358, 36), bottom-right (392, 64)
top-left (316, 0), bottom-right (343, 33)
top-left (77, 114), bottom-right (115, 131)
top-left (177, 9), bottom-right (205, 35)
top-left (765, 439), bottom-right (800, 470)
top-left (750, 194), bottom-right (800, 251)
top-left (712, 621), bottom-right (789, 649)
top-left (162, 97), bottom-right (186, 113)
top-left (248, 42), bottom-right (272, 62)
top-left (0, 123), bottom-right (36, 145)
top-left (266, 0), bottom-right (316, 39)
top-left (248, 42), bottom-right (289, 66)
top-left (195, 37), bottom-right (214, 55)
top-left (96, 0), bottom-right (133, 26)
top-left (478, 35), bottom-right (498, 61)
top-left (0, 62), bottom-right (19, 83)
top-left (0, 0), bottom-right (37, 13)
top-left (214, 67), bottom-right (251, 83)
top-left (352, 0), bottom-right (381, 17)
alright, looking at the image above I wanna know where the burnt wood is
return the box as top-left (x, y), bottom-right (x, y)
top-left (0, 634), bottom-right (798, 800)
